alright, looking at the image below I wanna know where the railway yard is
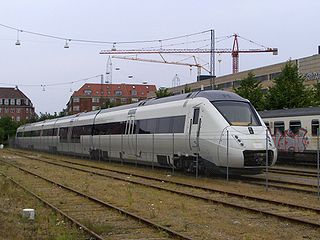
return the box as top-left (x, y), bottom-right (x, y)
top-left (0, 149), bottom-right (319, 240)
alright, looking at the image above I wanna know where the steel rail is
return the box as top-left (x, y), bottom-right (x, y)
top-left (0, 171), bottom-right (104, 240)
top-left (5, 153), bottom-right (320, 228)
top-left (0, 159), bottom-right (192, 240)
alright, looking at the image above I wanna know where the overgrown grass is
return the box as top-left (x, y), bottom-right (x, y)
top-left (0, 174), bottom-right (88, 240)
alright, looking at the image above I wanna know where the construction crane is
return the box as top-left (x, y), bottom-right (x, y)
top-left (111, 55), bottom-right (209, 76)
top-left (100, 34), bottom-right (278, 75)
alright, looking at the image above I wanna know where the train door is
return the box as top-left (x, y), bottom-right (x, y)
top-left (188, 107), bottom-right (202, 154)
top-left (125, 109), bottom-right (137, 158)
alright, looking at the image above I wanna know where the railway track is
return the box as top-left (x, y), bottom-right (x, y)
top-left (0, 159), bottom-right (191, 240)
top-left (268, 167), bottom-right (320, 178)
top-left (3, 150), bottom-right (320, 230)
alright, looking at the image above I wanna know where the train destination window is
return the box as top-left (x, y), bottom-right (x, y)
top-left (212, 101), bottom-right (261, 126)
top-left (289, 121), bottom-right (301, 134)
top-left (274, 121), bottom-right (285, 135)
top-left (193, 108), bottom-right (200, 124)
top-left (312, 119), bottom-right (319, 136)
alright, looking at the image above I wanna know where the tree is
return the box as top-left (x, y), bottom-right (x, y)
top-left (265, 61), bottom-right (312, 110)
top-left (155, 88), bottom-right (173, 98)
top-left (234, 72), bottom-right (265, 111)
top-left (311, 82), bottom-right (320, 106)
top-left (0, 116), bottom-right (20, 145)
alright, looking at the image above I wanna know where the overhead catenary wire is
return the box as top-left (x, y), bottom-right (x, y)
top-left (0, 23), bottom-right (211, 45)
top-left (0, 74), bottom-right (102, 88)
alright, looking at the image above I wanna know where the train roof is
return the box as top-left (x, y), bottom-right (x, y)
top-left (98, 90), bottom-right (246, 114)
top-left (18, 90), bottom-right (247, 130)
top-left (258, 107), bottom-right (320, 118)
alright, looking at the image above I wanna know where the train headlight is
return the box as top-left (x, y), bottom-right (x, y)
top-left (232, 134), bottom-right (245, 148)
top-left (267, 136), bottom-right (273, 148)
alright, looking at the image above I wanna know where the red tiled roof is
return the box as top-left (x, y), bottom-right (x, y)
top-left (0, 87), bottom-right (29, 99)
top-left (72, 83), bottom-right (157, 98)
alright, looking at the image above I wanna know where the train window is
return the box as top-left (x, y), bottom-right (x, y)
top-left (274, 121), bottom-right (285, 135)
top-left (193, 108), bottom-right (200, 124)
top-left (42, 128), bottom-right (54, 136)
top-left (312, 119), bottom-right (319, 136)
top-left (289, 121), bottom-right (301, 134)
top-left (138, 120), bottom-right (148, 134)
top-left (94, 122), bottom-right (125, 135)
top-left (158, 117), bottom-right (173, 133)
top-left (172, 116), bottom-right (185, 133)
top-left (109, 122), bottom-right (126, 135)
top-left (59, 127), bottom-right (69, 142)
top-left (31, 130), bottom-right (41, 137)
top-left (24, 131), bottom-right (32, 137)
top-left (53, 128), bottom-right (58, 136)
top-left (17, 132), bottom-right (23, 137)
top-left (94, 123), bottom-right (108, 135)
top-left (212, 101), bottom-right (261, 126)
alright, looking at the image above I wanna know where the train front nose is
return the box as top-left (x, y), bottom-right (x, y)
top-left (218, 126), bottom-right (277, 168)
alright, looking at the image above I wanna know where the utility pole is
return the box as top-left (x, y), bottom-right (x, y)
top-left (210, 29), bottom-right (215, 77)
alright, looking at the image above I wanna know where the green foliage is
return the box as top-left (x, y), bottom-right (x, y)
top-left (0, 116), bottom-right (20, 144)
top-left (184, 85), bottom-right (192, 93)
top-left (234, 72), bottom-right (265, 111)
top-left (102, 100), bottom-right (123, 109)
top-left (156, 88), bottom-right (173, 98)
top-left (265, 61), bottom-right (312, 109)
top-left (311, 82), bottom-right (320, 106)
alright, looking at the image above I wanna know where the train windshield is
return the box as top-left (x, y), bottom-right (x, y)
top-left (212, 101), bottom-right (261, 126)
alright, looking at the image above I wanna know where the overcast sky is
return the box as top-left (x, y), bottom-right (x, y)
top-left (0, 0), bottom-right (319, 114)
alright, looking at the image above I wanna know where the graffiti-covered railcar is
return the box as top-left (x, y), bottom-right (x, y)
top-left (259, 107), bottom-right (320, 162)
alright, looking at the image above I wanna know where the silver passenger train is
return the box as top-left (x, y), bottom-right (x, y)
top-left (16, 90), bottom-right (277, 174)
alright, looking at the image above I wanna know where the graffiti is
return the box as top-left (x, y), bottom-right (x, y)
top-left (274, 128), bottom-right (309, 152)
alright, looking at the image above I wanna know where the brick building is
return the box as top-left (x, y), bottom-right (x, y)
top-left (0, 87), bottom-right (35, 122)
top-left (67, 83), bottom-right (157, 114)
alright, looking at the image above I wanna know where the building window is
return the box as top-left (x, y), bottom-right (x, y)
top-left (10, 108), bottom-right (14, 113)
top-left (4, 99), bottom-right (9, 105)
top-left (92, 97), bottom-right (100, 103)
top-left (141, 91), bottom-right (144, 95)
top-left (0, 108), bottom-right (2, 113)
top-left (92, 106), bottom-right (100, 111)
top-left (115, 90), bottom-right (122, 96)
top-left (10, 99), bottom-right (15, 105)
top-left (73, 106), bottom-right (80, 111)
top-left (131, 90), bottom-right (137, 96)
top-left (16, 116), bottom-right (20, 122)
top-left (25, 99), bottom-right (29, 105)
top-left (73, 97), bottom-right (79, 103)
top-left (16, 99), bottom-right (21, 105)
top-left (253, 75), bottom-right (268, 82)
top-left (107, 91), bottom-right (111, 95)
top-left (26, 108), bottom-right (29, 113)
top-left (131, 98), bottom-right (139, 102)
top-left (121, 98), bottom-right (127, 103)
top-left (5, 108), bottom-right (9, 113)
top-left (16, 108), bottom-right (20, 113)
top-left (0, 99), bottom-right (2, 105)
top-left (84, 89), bottom-right (92, 95)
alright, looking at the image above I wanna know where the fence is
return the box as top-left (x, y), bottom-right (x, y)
top-left (8, 129), bottom-right (320, 198)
